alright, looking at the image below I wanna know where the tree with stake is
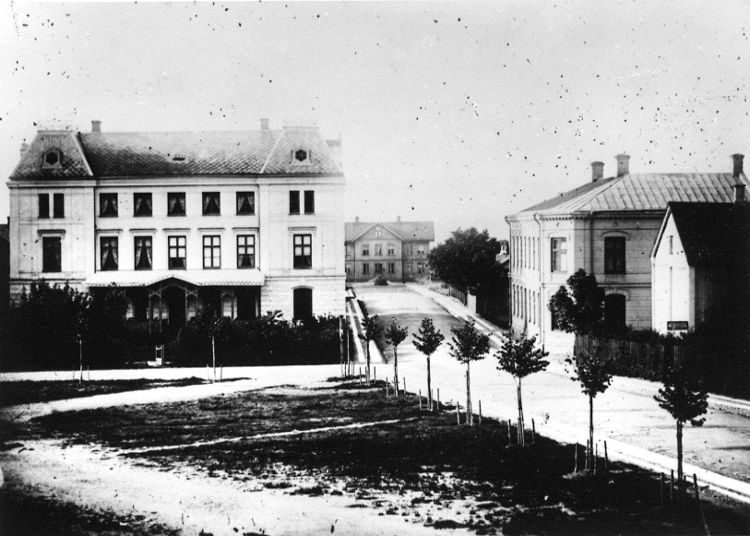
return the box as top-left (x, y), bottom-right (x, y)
top-left (361, 314), bottom-right (382, 385)
top-left (385, 318), bottom-right (408, 396)
top-left (196, 307), bottom-right (227, 382)
top-left (654, 365), bottom-right (708, 502)
top-left (496, 333), bottom-right (549, 446)
top-left (412, 318), bottom-right (445, 410)
top-left (566, 345), bottom-right (614, 471)
top-left (448, 321), bottom-right (490, 425)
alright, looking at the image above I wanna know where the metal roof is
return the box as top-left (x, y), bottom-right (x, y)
top-left (345, 221), bottom-right (435, 242)
top-left (85, 269), bottom-right (265, 288)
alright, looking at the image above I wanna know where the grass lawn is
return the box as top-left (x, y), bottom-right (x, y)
top-left (0, 378), bottom-right (206, 408)
top-left (26, 379), bottom-right (750, 535)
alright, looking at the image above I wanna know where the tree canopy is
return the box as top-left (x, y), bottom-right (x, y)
top-left (548, 269), bottom-right (605, 334)
top-left (428, 228), bottom-right (504, 293)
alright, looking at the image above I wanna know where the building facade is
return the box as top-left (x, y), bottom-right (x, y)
top-left (344, 218), bottom-right (434, 282)
top-left (651, 196), bottom-right (750, 335)
top-left (7, 120), bottom-right (346, 327)
top-left (505, 153), bottom-right (750, 354)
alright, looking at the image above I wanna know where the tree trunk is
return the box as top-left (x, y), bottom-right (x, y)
top-left (427, 355), bottom-right (433, 410)
top-left (366, 341), bottom-right (371, 385)
top-left (677, 420), bottom-right (684, 503)
top-left (212, 335), bottom-right (216, 383)
top-left (78, 339), bottom-right (83, 383)
top-left (588, 394), bottom-right (594, 471)
top-left (393, 347), bottom-right (399, 396)
top-left (518, 379), bottom-right (524, 445)
top-left (466, 361), bottom-right (473, 426)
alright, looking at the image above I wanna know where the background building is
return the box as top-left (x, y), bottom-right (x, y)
top-left (345, 218), bottom-right (434, 283)
top-left (7, 119), bottom-right (346, 329)
top-left (505, 153), bottom-right (750, 353)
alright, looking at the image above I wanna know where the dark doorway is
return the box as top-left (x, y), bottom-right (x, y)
top-left (604, 293), bottom-right (626, 328)
top-left (293, 288), bottom-right (313, 320)
top-left (163, 286), bottom-right (186, 331)
top-left (237, 287), bottom-right (260, 320)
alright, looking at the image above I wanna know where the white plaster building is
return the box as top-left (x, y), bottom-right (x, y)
top-left (505, 153), bottom-right (750, 354)
top-left (651, 193), bottom-right (750, 335)
top-left (7, 119), bottom-right (346, 327)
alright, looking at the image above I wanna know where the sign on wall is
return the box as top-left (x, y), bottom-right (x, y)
top-left (667, 321), bottom-right (689, 331)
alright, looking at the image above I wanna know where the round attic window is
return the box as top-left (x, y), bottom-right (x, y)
top-left (295, 149), bottom-right (308, 162)
top-left (45, 151), bottom-right (60, 166)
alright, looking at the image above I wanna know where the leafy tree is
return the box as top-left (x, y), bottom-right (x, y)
top-left (428, 228), bottom-right (504, 294)
top-left (654, 366), bottom-right (708, 500)
top-left (361, 314), bottom-right (382, 385)
top-left (496, 333), bottom-right (549, 445)
top-left (566, 345), bottom-right (614, 470)
top-left (448, 321), bottom-right (490, 425)
top-left (548, 269), bottom-right (605, 334)
top-left (385, 318), bottom-right (408, 396)
top-left (412, 318), bottom-right (445, 410)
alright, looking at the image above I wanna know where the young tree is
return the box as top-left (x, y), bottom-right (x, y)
top-left (195, 307), bottom-right (229, 382)
top-left (548, 269), bottom-right (605, 335)
top-left (361, 314), bottom-right (382, 385)
top-left (385, 318), bottom-right (408, 395)
top-left (412, 318), bottom-right (445, 410)
top-left (566, 345), bottom-right (614, 470)
top-left (654, 366), bottom-right (708, 501)
top-left (496, 333), bottom-right (549, 445)
top-left (448, 321), bottom-right (490, 425)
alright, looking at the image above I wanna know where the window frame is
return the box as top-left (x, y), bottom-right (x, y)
top-left (236, 192), bottom-right (255, 215)
top-left (237, 235), bottom-right (256, 269)
top-left (203, 235), bottom-right (221, 269)
top-left (387, 262), bottom-right (396, 274)
top-left (304, 190), bottom-right (315, 214)
top-left (362, 245), bottom-right (370, 256)
top-left (550, 237), bottom-right (567, 273)
top-left (604, 236), bottom-right (626, 275)
top-left (293, 234), bottom-right (312, 269)
top-left (42, 236), bottom-right (62, 273)
top-left (167, 192), bottom-right (186, 217)
top-left (362, 263), bottom-right (370, 275)
top-left (38, 194), bottom-right (49, 219)
top-left (53, 193), bottom-right (64, 218)
top-left (168, 235), bottom-right (187, 269)
top-left (99, 193), bottom-right (118, 218)
top-left (202, 192), bottom-right (221, 216)
top-left (134, 236), bottom-right (153, 271)
top-left (100, 236), bottom-right (119, 271)
top-left (374, 262), bottom-right (383, 274)
top-left (134, 193), bottom-right (153, 217)
top-left (289, 191), bottom-right (300, 215)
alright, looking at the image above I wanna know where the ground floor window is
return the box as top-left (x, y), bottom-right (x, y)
top-left (387, 262), bottom-right (395, 274)
top-left (42, 236), bottom-right (61, 273)
top-left (363, 263), bottom-right (370, 275)
top-left (374, 263), bottom-right (383, 274)
top-left (293, 288), bottom-right (313, 320)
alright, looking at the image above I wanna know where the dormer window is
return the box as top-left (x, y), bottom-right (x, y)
top-left (292, 149), bottom-right (311, 164)
top-left (42, 149), bottom-right (62, 169)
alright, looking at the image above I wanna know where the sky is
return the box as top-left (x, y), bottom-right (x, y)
top-left (2, 0), bottom-right (750, 242)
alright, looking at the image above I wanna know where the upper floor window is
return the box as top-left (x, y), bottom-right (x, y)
top-left (168, 193), bottom-right (186, 216)
top-left (289, 191), bottom-right (300, 215)
top-left (39, 194), bottom-right (50, 219)
top-left (417, 245), bottom-right (425, 255)
top-left (100, 237), bottom-right (118, 271)
top-left (304, 191), bottom-right (315, 214)
top-left (236, 192), bottom-right (255, 215)
top-left (203, 235), bottom-right (221, 269)
top-left (134, 193), bottom-right (152, 217)
top-left (387, 244), bottom-right (395, 256)
top-left (293, 234), bottom-right (312, 269)
top-left (345, 245), bottom-right (353, 259)
top-left (292, 149), bottom-right (311, 164)
top-left (237, 235), bottom-right (255, 268)
top-left (604, 236), bottom-right (626, 274)
top-left (362, 245), bottom-right (370, 256)
top-left (42, 236), bottom-right (61, 273)
top-left (374, 244), bottom-right (383, 256)
top-left (550, 237), bottom-right (567, 273)
top-left (202, 192), bottom-right (221, 216)
top-left (134, 236), bottom-right (152, 270)
top-left (53, 194), bottom-right (64, 218)
top-left (42, 149), bottom-right (62, 169)
top-left (168, 236), bottom-right (186, 269)
top-left (100, 193), bottom-right (118, 217)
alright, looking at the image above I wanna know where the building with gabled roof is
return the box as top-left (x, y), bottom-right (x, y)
top-left (344, 218), bottom-right (434, 282)
top-left (505, 153), bottom-right (750, 354)
top-left (7, 119), bottom-right (346, 330)
top-left (651, 196), bottom-right (750, 334)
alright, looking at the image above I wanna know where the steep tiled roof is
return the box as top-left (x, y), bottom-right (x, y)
top-left (515, 172), bottom-right (749, 215)
top-left (11, 126), bottom-right (342, 179)
top-left (345, 221), bottom-right (435, 242)
top-left (666, 202), bottom-right (750, 267)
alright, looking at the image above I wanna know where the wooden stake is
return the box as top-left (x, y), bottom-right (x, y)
top-left (660, 473), bottom-right (665, 508)
top-left (437, 389), bottom-right (441, 410)
top-left (374, 366), bottom-right (376, 381)
top-left (585, 440), bottom-right (590, 471)
top-left (456, 403), bottom-right (460, 425)
top-left (604, 441), bottom-right (609, 471)
top-left (694, 474), bottom-right (711, 536)
top-left (574, 443), bottom-right (579, 473)
top-left (478, 401), bottom-right (482, 424)
top-left (670, 470), bottom-right (674, 504)
top-left (403, 377), bottom-right (407, 395)
top-left (419, 390), bottom-right (422, 410)
top-left (531, 419), bottom-right (536, 445)
top-left (87, 365), bottom-right (90, 382)
top-left (594, 443), bottom-right (598, 474)
top-left (507, 419), bottom-right (512, 445)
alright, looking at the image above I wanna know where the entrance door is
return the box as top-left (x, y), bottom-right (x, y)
top-left (293, 288), bottom-right (313, 320)
top-left (604, 293), bottom-right (626, 328)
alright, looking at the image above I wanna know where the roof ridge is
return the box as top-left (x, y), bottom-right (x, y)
top-left (72, 132), bottom-right (94, 176)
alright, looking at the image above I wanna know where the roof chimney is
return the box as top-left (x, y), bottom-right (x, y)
top-left (397, 215), bottom-right (401, 222)
top-left (616, 154), bottom-right (630, 177)
top-left (355, 216), bottom-right (359, 223)
top-left (732, 153), bottom-right (744, 178)
top-left (91, 120), bottom-right (101, 133)
top-left (260, 118), bottom-right (269, 130)
top-left (734, 183), bottom-right (747, 204)
top-left (20, 142), bottom-right (29, 158)
top-left (591, 161), bottom-right (604, 182)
